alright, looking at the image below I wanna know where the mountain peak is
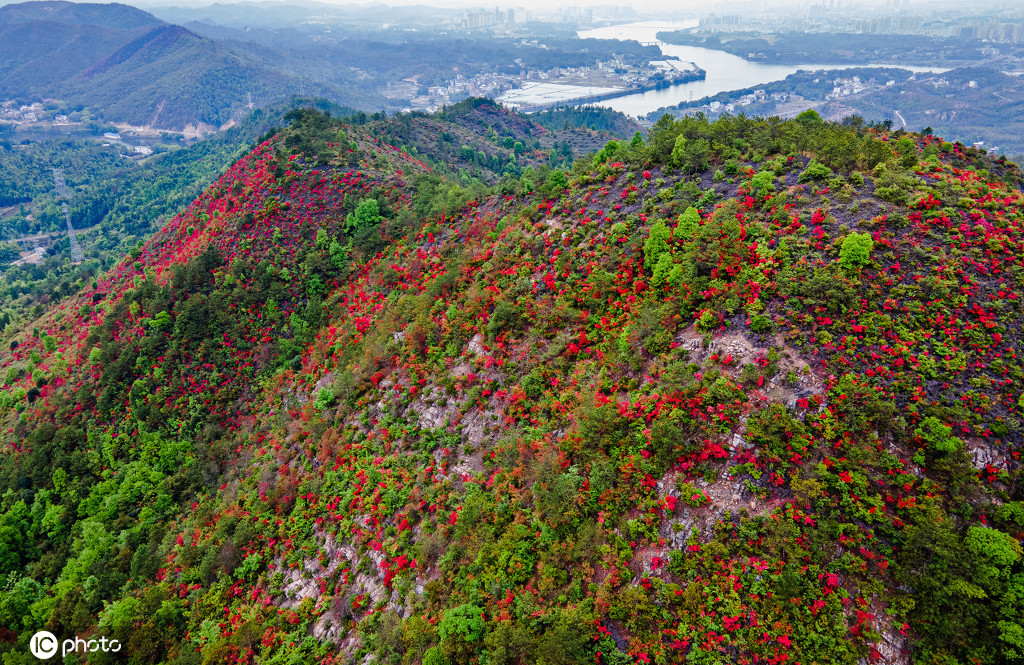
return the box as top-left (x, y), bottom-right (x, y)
top-left (0, 1), bottom-right (165, 30)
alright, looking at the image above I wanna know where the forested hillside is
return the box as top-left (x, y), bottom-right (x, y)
top-left (0, 105), bottom-right (1022, 665)
top-left (0, 99), bottom-right (606, 337)
top-left (0, 1), bottom-right (385, 130)
top-left (0, 103), bottom-right (314, 336)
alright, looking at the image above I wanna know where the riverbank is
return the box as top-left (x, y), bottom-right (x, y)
top-left (505, 67), bottom-right (706, 113)
top-left (576, 22), bottom-right (948, 118)
top-left (655, 29), bottom-right (992, 68)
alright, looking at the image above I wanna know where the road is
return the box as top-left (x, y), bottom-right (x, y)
top-left (8, 231), bottom-right (58, 247)
top-left (894, 109), bottom-right (907, 130)
top-left (51, 168), bottom-right (84, 264)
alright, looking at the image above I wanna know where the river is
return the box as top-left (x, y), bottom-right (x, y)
top-left (578, 21), bottom-right (945, 118)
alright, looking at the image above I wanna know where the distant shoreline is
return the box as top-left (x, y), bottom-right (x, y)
top-left (510, 68), bottom-right (707, 113)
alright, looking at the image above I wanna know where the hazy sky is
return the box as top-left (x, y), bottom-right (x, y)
top-left (13, 0), bottom-right (1010, 14)
top-left (5, 0), bottom-right (1001, 12)
top-left (123, 0), bottom-right (891, 10)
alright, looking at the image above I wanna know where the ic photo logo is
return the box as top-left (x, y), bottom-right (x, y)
top-left (29, 631), bottom-right (57, 659)
top-left (30, 631), bottom-right (122, 659)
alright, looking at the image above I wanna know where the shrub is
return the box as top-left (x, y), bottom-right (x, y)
top-left (3, 367), bottom-right (19, 385)
top-left (839, 232), bottom-right (874, 269)
top-left (915, 416), bottom-right (963, 456)
top-left (314, 388), bottom-right (335, 410)
top-left (696, 310), bottom-right (719, 332)
top-left (750, 170), bottom-right (775, 198)
top-left (750, 315), bottom-right (773, 333)
top-left (798, 160), bottom-right (833, 183)
top-left (643, 219), bottom-right (671, 270)
top-left (677, 482), bottom-right (708, 507)
top-left (345, 198), bottom-right (382, 234)
top-left (439, 604), bottom-right (486, 663)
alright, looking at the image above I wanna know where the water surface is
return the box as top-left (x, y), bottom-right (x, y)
top-left (579, 21), bottom-right (945, 118)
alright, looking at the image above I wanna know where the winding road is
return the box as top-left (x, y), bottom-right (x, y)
top-left (51, 168), bottom-right (83, 264)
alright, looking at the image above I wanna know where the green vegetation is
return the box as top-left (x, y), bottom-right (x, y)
top-left (838, 231), bottom-right (873, 268)
top-left (655, 29), bottom-right (993, 66)
top-left (0, 106), bottom-right (1021, 665)
top-left (0, 103), bottom-right (324, 333)
top-left (530, 107), bottom-right (640, 139)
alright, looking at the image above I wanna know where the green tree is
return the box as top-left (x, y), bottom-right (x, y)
top-left (592, 140), bottom-right (621, 166)
top-left (798, 160), bottom-right (834, 183)
top-left (795, 109), bottom-right (824, 125)
top-left (329, 238), bottom-right (347, 269)
top-left (670, 134), bottom-right (688, 168)
top-left (677, 206), bottom-right (700, 236)
top-left (670, 136), bottom-right (711, 173)
top-left (546, 169), bottom-right (567, 191)
top-left (915, 416), bottom-right (962, 456)
top-left (643, 218), bottom-right (671, 271)
top-left (438, 604), bottom-right (486, 664)
top-left (838, 232), bottom-right (873, 269)
top-left (750, 170), bottom-right (775, 198)
top-left (896, 136), bottom-right (919, 168)
top-left (0, 243), bottom-right (21, 263)
top-left (345, 198), bottom-right (383, 234)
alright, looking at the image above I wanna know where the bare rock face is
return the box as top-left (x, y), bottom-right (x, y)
top-left (409, 387), bottom-right (456, 429)
top-left (730, 432), bottom-right (754, 451)
top-left (861, 624), bottom-right (910, 665)
top-left (314, 372), bottom-right (335, 392)
top-left (468, 333), bottom-right (486, 356)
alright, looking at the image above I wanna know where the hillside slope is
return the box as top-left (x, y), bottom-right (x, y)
top-left (0, 108), bottom-right (1023, 665)
top-left (0, 1), bottom-right (385, 131)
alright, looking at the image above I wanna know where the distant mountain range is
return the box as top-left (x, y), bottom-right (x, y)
top-left (0, 1), bottom-right (389, 131)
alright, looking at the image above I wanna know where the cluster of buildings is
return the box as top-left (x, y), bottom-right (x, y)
top-left (922, 77), bottom-right (981, 90)
top-left (708, 89), bottom-right (788, 113)
top-left (0, 102), bottom-right (157, 157)
top-left (459, 7), bottom-right (527, 30)
top-left (552, 7), bottom-right (594, 25)
top-left (855, 16), bottom-right (924, 33)
top-left (698, 14), bottom-right (742, 28)
top-left (689, 2), bottom-right (1024, 41)
top-left (826, 75), bottom-right (869, 99)
top-left (411, 73), bottom-right (512, 111)
top-left (957, 21), bottom-right (1024, 44)
top-left (0, 102), bottom-right (75, 125)
top-left (455, 6), bottom-right (604, 31)
top-left (409, 56), bottom-right (684, 113)
top-left (1, 101), bottom-right (44, 123)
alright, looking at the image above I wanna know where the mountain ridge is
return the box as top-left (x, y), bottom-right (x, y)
top-left (0, 1), bottom-right (388, 131)
top-left (0, 0), bottom-right (162, 30)
top-left (0, 107), bottom-right (1022, 664)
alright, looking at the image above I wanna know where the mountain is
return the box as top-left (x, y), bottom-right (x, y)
top-left (0, 1), bottom-right (388, 131)
top-left (823, 66), bottom-right (1024, 157)
top-left (0, 0), bottom-right (161, 30)
top-left (0, 1), bottom-right (166, 91)
top-left (149, 0), bottom-right (453, 30)
top-left (0, 106), bottom-right (1022, 665)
